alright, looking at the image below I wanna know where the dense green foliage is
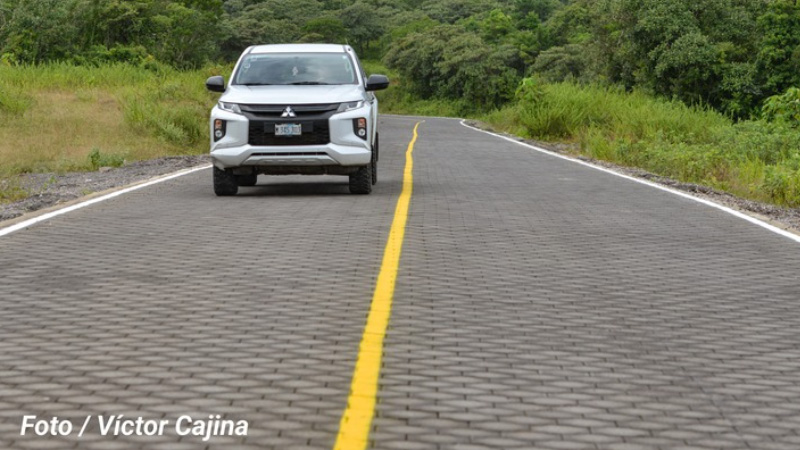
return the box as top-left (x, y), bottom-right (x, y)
top-left (0, 0), bottom-right (224, 68)
top-left (2, 0), bottom-right (799, 119)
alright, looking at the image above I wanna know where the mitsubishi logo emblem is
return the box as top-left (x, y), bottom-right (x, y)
top-left (281, 106), bottom-right (296, 118)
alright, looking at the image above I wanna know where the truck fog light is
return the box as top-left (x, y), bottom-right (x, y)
top-left (213, 119), bottom-right (226, 142)
top-left (353, 118), bottom-right (367, 140)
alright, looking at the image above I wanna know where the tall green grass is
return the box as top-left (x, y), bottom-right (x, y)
top-left (0, 87), bottom-right (31, 114)
top-left (483, 81), bottom-right (800, 207)
top-left (0, 63), bottom-right (159, 90)
top-left (119, 77), bottom-right (211, 146)
top-left (484, 81), bottom-right (729, 141)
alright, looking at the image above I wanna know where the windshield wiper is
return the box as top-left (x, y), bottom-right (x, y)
top-left (240, 83), bottom-right (274, 86)
top-left (287, 81), bottom-right (332, 85)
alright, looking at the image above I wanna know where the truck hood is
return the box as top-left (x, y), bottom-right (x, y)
top-left (220, 84), bottom-right (366, 105)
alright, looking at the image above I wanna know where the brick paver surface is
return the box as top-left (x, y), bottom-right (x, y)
top-left (374, 119), bottom-right (800, 450)
top-left (0, 115), bottom-right (419, 449)
top-left (1, 116), bottom-right (800, 450)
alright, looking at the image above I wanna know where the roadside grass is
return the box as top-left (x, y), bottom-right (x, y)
top-left (3, 61), bottom-right (799, 209)
top-left (481, 81), bottom-right (800, 208)
top-left (0, 62), bottom-right (227, 203)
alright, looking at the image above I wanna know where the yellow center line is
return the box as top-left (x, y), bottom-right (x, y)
top-left (333, 121), bottom-right (422, 450)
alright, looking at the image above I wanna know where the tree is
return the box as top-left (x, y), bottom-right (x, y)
top-left (302, 17), bottom-right (347, 43)
top-left (532, 44), bottom-right (589, 81)
top-left (652, 31), bottom-right (718, 104)
top-left (420, 0), bottom-right (503, 24)
top-left (339, 1), bottom-right (384, 55)
top-left (757, 0), bottom-right (800, 98)
top-left (481, 9), bottom-right (513, 44)
top-left (384, 24), bottom-right (521, 110)
top-left (219, 0), bottom-right (323, 58)
top-left (73, 0), bottom-right (158, 49)
top-left (1, 0), bottom-right (78, 63)
top-left (150, 1), bottom-right (222, 68)
top-left (514, 0), bottom-right (561, 22)
top-left (578, 0), bottom-right (763, 114)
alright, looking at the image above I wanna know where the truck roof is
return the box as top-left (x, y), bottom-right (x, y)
top-left (249, 44), bottom-right (350, 54)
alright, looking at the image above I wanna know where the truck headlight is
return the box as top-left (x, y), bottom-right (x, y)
top-left (218, 102), bottom-right (242, 114)
top-left (338, 101), bottom-right (364, 112)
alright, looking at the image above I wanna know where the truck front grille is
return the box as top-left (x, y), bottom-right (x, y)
top-left (248, 120), bottom-right (330, 146)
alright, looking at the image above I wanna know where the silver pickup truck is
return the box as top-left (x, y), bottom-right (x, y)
top-left (205, 43), bottom-right (389, 195)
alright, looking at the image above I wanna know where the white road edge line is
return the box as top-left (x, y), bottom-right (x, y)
top-left (460, 120), bottom-right (800, 244)
top-left (0, 164), bottom-right (211, 238)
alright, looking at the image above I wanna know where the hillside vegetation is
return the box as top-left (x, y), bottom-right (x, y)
top-left (1, 0), bottom-right (800, 206)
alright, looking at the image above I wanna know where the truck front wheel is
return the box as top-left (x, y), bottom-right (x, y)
top-left (213, 167), bottom-right (238, 196)
top-left (349, 164), bottom-right (372, 195)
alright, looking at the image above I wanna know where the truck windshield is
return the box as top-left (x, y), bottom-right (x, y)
top-left (234, 53), bottom-right (358, 86)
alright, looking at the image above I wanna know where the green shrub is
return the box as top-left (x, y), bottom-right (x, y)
top-left (531, 44), bottom-right (590, 82)
top-left (71, 45), bottom-right (150, 67)
top-left (763, 166), bottom-right (800, 206)
top-left (0, 87), bottom-right (30, 114)
top-left (762, 87), bottom-right (800, 126)
top-left (515, 76), bottom-right (545, 104)
top-left (88, 148), bottom-right (125, 170)
top-left (0, 177), bottom-right (28, 203)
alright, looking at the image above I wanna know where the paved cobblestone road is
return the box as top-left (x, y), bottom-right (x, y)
top-left (2, 116), bottom-right (800, 450)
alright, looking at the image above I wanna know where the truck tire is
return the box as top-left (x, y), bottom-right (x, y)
top-left (349, 164), bottom-right (372, 195)
top-left (371, 156), bottom-right (377, 186)
top-left (372, 132), bottom-right (379, 185)
top-left (213, 167), bottom-right (238, 196)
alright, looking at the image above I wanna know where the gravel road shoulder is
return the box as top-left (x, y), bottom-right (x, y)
top-left (0, 155), bottom-right (209, 223)
top-left (466, 120), bottom-right (800, 236)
